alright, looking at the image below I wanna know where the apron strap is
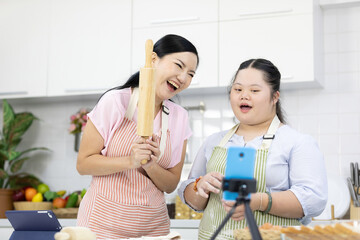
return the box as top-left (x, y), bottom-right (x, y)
top-left (260, 115), bottom-right (280, 150)
top-left (125, 88), bottom-right (139, 120)
top-left (125, 87), bottom-right (168, 161)
top-left (158, 105), bottom-right (169, 160)
top-left (217, 115), bottom-right (280, 149)
top-left (218, 124), bottom-right (239, 147)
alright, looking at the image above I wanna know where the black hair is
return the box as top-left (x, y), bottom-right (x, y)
top-left (228, 58), bottom-right (286, 123)
top-left (98, 34), bottom-right (199, 100)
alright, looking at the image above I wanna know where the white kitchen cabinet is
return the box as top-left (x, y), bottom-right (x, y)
top-left (219, 0), bottom-right (323, 89)
top-left (132, 24), bottom-right (218, 89)
top-left (132, 0), bottom-right (218, 89)
top-left (47, 0), bottom-right (132, 97)
top-left (219, 0), bottom-right (314, 21)
top-left (132, 0), bottom-right (218, 28)
top-left (320, 0), bottom-right (360, 8)
top-left (0, 0), bottom-right (49, 99)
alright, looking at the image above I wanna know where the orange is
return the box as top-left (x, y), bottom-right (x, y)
top-left (53, 197), bottom-right (66, 209)
top-left (25, 187), bottom-right (37, 201)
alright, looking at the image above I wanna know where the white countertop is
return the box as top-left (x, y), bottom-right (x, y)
top-left (1, 217), bottom-right (352, 229)
top-left (0, 218), bottom-right (200, 229)
top-left (0, 217), bottom-right (355, 240)
top-left (1, 217), bottom-right (352, 228)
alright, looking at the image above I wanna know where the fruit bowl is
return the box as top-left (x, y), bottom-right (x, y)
top-left (13, 201), bottom-right (52, 211)
top-left (52, 207), bottom-right (79, 218)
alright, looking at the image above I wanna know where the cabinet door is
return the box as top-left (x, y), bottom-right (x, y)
top-left (219, 14), bottom-right (319, 88)
top-left (132, 23), bottom-right (218, 89)
top-left (219, 0), bottom-right (313, 21)
top-left (47, 0), bottom-right (131, 96)
top-left (0, 0), bottom-right (49, 99)
top-left (133, 0), bottom-right (217, 28)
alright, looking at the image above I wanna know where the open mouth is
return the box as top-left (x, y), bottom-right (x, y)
top-left (240, 103), bottom-right (252, 111)
top-left (167, 80), bottom-right (179, 91)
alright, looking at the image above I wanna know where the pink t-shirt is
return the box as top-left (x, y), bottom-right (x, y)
top-left (88, 87), bottom-right (192, 168)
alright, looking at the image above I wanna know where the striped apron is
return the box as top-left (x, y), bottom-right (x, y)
top-left (198, 116), bottom-right (300, 240)
top-left (77, 88), bottom-right (172, 239)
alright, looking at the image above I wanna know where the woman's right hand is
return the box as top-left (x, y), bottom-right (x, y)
top-left (196, 172), bottom-right (224, 199)
top-left (129, 137), bottom-right (152, 169)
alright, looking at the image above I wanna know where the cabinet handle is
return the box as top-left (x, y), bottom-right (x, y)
top-left (238, 8), bottom-right (293, 17)
top-left (150, 16), bottom-right (199, 25)
top-left (0, 91), bottom-right (28, 96)
top-left (65, 88), bottom-right (107, 93)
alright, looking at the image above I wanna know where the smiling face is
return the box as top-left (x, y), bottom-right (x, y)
top-left (152, 52), bottom-right (198, 103)
top-left (230, 67), bottom-right (279, 126)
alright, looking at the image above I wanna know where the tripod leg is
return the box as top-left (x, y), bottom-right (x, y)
top-left (210, 202), bottom-right (239, 240)
top-left (244, 201), bottom-right (262, 240)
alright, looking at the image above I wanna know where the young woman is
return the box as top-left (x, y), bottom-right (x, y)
top-left (76, 34), bottom-right (199, 239)
top-left (178, 58), bottom-right (327, 240)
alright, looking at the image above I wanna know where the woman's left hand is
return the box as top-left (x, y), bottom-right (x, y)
top-left (222, 200), bottom-right (245, 221)
top-left (142, 134), bottom-right (160, 169)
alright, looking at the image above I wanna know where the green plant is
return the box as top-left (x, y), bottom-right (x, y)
top-left (0, 99), bottom-right (48, 189)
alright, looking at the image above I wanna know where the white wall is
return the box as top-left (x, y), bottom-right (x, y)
top-left (1, 6), bottom-right (359, 193)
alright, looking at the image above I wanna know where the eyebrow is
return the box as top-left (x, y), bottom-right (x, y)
top-left (233, 83), bottom-right (263, 87)
top-left (177, 59), bottom-right (196, 74)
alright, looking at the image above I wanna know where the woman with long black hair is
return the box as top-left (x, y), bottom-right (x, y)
top-left (76, 34), bottom-right (199, 239)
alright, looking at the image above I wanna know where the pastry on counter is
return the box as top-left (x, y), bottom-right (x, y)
top-left (234, 222), bottom-right (360, 240)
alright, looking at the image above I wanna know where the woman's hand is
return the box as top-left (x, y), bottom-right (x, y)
top-left (196, 172), bottom-right (224, 199)
top-left (222, 200), bottom-right (245, 221)
top-left (142, 134), bottom-right (161, 170)
top-left (130, 137), bottom-right (152, 169)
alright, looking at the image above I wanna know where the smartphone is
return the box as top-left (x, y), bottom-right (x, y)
top-left (223, 147), bottom-right (256, 201)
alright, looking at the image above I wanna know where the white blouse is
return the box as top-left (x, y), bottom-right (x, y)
top-left (178, 125), bottom-right (328, 225)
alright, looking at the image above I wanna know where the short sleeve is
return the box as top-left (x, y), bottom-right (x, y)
top-left (87, 89), bottom-right (128, 155)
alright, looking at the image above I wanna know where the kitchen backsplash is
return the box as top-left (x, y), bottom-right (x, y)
top-left (1, 6), bottom-right (360, 193)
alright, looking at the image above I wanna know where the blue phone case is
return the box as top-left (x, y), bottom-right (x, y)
top-left (223, 147), bottom-right (256, 201)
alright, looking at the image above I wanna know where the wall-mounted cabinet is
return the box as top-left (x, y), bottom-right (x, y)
top-left (47, 0), bottom-right (131, 97)
top-left (132, 0), bottom-right (218, 89)
top-left (132, 0), bottom-right (218, 28)
top-left (0, 0), bottom-right (325, 100)
top-left (0, 0), bottom-right (49, 99)
top-left (0, 0), bottom-right (131, 99)
top-left (218, 0), bottom-right (323, 89)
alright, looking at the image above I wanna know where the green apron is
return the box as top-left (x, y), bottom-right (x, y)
top-left (198, 116), bottom-right (300, 240)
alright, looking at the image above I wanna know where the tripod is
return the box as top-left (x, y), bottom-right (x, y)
top-left (210, 178), bottom-right (262, 240)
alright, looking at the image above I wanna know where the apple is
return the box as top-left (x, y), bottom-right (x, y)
top-left (12, 189), bottom-right (25, 201)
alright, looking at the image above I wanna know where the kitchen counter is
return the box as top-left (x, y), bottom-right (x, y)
top-left (0, 218), bottom-right (200, 228)
top-left (0, 218), bottom-right (200, 240)
top-left (1, 218), bottom-right (355, 239)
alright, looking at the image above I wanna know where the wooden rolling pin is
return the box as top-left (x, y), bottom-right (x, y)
top-left (137, 39), bottom-right (156, 164)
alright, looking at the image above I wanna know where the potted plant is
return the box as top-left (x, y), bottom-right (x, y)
top-left (0, 99), bottom-right (48, 217)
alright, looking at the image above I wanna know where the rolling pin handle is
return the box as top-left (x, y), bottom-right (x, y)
top-left (141, 136), bottom-right (149, 164)
top-left (145, 39), bottom-right (154, 68)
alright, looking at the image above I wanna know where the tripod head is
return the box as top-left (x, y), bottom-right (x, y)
top-left (222, 178), bottom-right (257, 200)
